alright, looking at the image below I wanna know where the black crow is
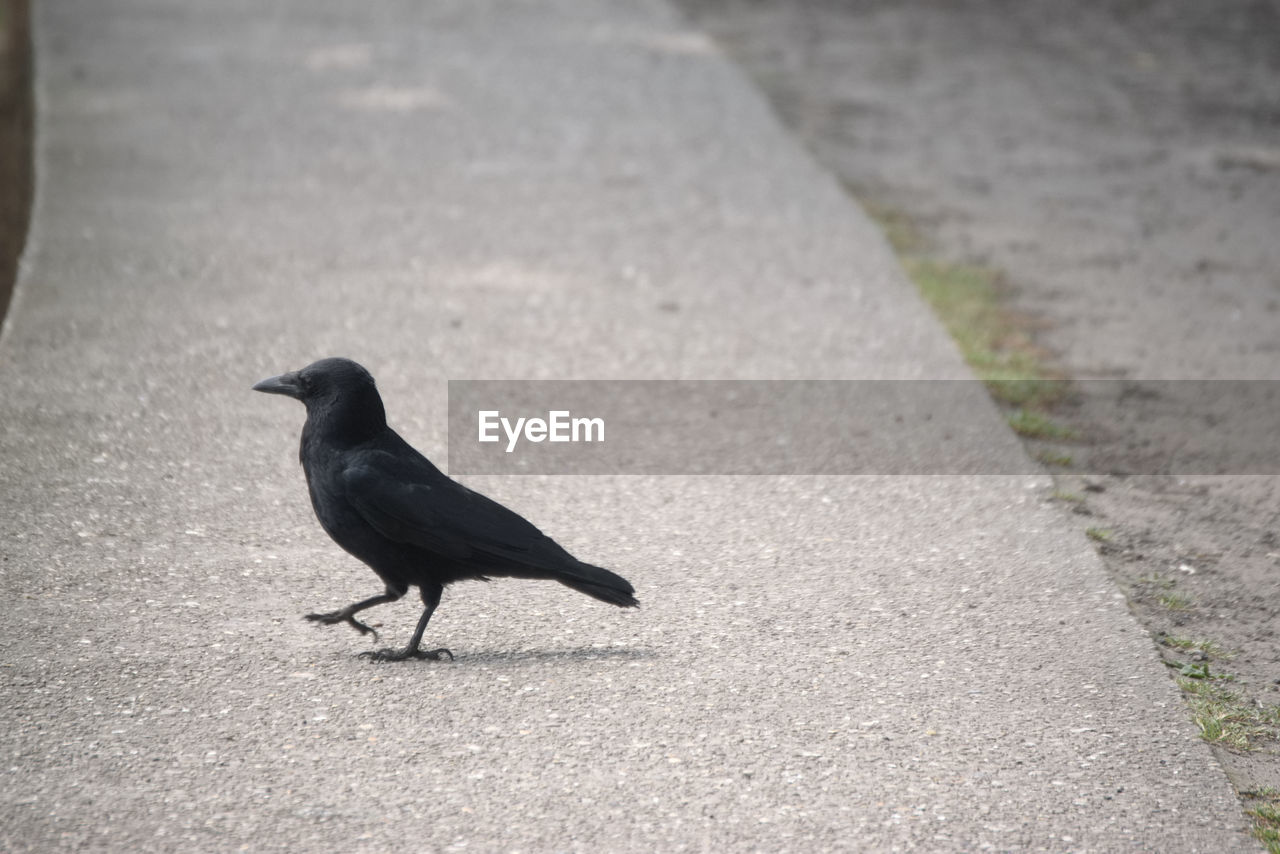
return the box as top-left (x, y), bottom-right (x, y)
top-left (253, 357), bottom-right (637, 662)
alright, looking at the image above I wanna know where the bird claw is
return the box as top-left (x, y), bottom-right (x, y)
top-left (357, 646), bottom-right (454, 663)
top-left (304, 611), bottom-right (379, 643)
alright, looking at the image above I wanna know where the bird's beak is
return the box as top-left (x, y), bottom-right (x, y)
top-left (252, 371), bottom-right (304, 399)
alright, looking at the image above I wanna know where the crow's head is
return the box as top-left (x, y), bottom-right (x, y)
top-left (253, 357), bottom-right (387, 437)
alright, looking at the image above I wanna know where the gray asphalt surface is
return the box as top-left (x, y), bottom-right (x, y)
top-left (0, 0), bottom-right (1254, 850)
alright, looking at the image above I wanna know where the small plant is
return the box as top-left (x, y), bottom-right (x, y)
top-left (1051, 490), bottom-right (1084, 504)
top-left (1177, 661), bottom-right (1213, 679)
top-left (1176, 677), bottom-right (1280, 751)
top-left (1137, 571), bottom-right (1176, 589)
top-left (862, 202), bottom-right (1078, 462)
top-left (987, 378), bottom-right (1070, 410)
top-left (1158, 591), bottom-right (1195, 611)
top-left (1162, 637), bottom-right (1232, 659)
top-left (1008, 409), bottom-right (1078, 440)
top-left (1245, 791), bottom-right (1280, 853)
top-left (1085, 527), bottom-right (1112, 542)
top-left (1164, 659), bottom-right (1233, 680)
top-left (1036, 449), bottom-right (1073, 467)
top-left (861, 205), bottom-right (1057, 394)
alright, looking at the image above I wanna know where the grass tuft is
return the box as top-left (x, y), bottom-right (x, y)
top-left (1036, 449), bottom-right (1073, 467)
top-left (1137, 571), bottom-right (1176, 589)
top-left (861, 202), bottom-right (1083, 465)
top-left (1008, 408), bottom-right (1078, 440)
top-left (862, 205), bottom-right (1066, 400)
top-left (1176, 676), bottom-right (1280, 751)
top-left (1247, 793), bottom-right (1280, 853)
top-left (906, 259), bottom-right (1052, 386)
top-left (1162, 637), bottom-right (1233, 659)
top-left (1158, 591), bottom-right (1195, 612)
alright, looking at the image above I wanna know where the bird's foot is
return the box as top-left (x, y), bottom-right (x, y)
top-left (358, 646), bottom-right (454, 663)
top-left (304, 610), bottom-right (379, 642)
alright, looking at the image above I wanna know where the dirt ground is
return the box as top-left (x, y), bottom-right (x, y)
top-left (675, 0), bottom-right (1280, 821)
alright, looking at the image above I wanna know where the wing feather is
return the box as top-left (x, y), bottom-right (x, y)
top-left (341, 454), bottom-right (570, 570)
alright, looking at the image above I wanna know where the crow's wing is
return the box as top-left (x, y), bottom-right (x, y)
top-left (341, 452), bottom-right (571, 569)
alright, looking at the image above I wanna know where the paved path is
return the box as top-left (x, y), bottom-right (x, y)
top-left (0, 1), bottom-right (1252, 850)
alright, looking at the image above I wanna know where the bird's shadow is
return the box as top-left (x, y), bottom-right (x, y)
top-left (447, 646), bottom-right (658, 666)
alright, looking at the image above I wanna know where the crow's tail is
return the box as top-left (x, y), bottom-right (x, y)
top-left (557, 561), bottom-right (639, 608)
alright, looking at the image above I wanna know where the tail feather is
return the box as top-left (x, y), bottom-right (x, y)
top-left (557, 561), bottom-right (639, 608)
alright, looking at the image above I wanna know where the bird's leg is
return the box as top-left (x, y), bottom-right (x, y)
top-left (305, 586), bottom-right (404, 642)
top-left (359, 583), bottom-right (453, 662)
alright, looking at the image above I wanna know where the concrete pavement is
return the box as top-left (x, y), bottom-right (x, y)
top-left (0, 0), bottom-right (1252, 850)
